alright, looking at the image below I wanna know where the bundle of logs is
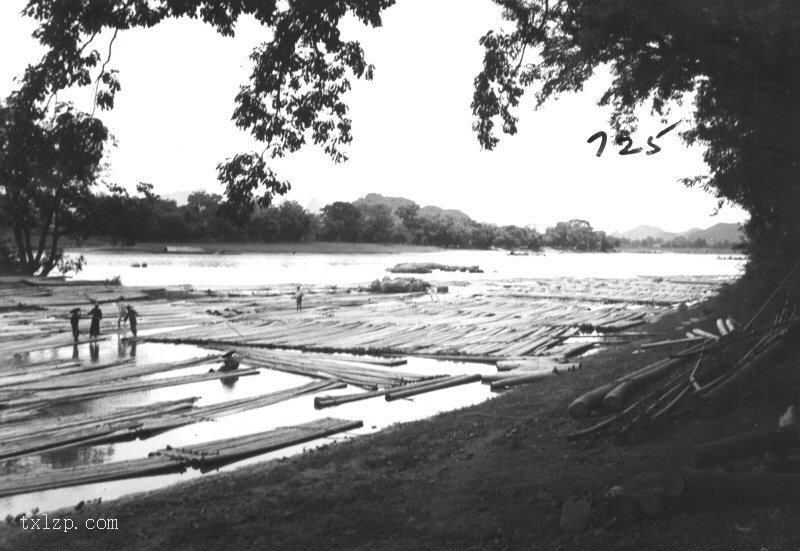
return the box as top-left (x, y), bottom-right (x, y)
top-left (560, 406), bottom-right (800, 528)
top-left (639, 405), bottom-right (800, 518)
top-left (565, 267), bottom-right (800, 441)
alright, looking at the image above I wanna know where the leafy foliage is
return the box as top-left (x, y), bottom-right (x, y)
top-left (20, 0), bottom-right (395, 218)
top-left (0, 93), bottom-right (108, 275)
top-left (17, 0), bottom-right (797, 261)
top-left (472, 1), bottom-right (800, 256)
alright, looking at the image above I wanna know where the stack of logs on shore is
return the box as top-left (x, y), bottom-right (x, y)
top-left (642, 405), bottom-right (800, 518)
top-left (561, 405), bottom-right (800, 531)
top-left (565, 271), bottom-right (800, 441)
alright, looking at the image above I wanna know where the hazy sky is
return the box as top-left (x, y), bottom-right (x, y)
top-left (0, 0), bottom-right (747, 233)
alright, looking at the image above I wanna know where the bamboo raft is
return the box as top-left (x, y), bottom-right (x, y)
top-left (152, 417), bottom-right (364, 471)
top-left (0, 381), bottom-right (346, 461)
top-left (0, 418), bottom-right (362, 498)
top-left (0, 274), bottom-right (732, 498)
top-left (1, 276), bottom-right (726, 364)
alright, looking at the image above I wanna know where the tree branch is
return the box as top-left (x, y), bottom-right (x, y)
top-left (91, 29), bottom-right (119, 117)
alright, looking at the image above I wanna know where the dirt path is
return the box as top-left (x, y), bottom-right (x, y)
top-left (3, 288), bottom-right (799, 550)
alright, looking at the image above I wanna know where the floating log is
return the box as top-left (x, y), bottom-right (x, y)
top-left (716, 319), bottom-right (730, 337)
top-left (693, 426), bottom-right (800, 468)
top-left (0, 456), bottom-right (183, 498)
top-left (153, 417), bottom-right (363, 470)
top-left (385, 374), bottom-right (481, 401)
top-left (314, 377), bottom-right (449, 408)
top-left (2, 368), bottom-right (260, 409)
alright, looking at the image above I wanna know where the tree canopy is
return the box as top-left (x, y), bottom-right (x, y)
top-left (8, 0), bottom-right (800, 264)
top-left (473, 0), bottom-right (800, 258)
top-left (0, 94), bottom-right (108, 274)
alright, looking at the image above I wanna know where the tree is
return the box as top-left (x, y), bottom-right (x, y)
top-left (19, 0), bottom-right (394, 220)
top-left (358, 203), bottom-right (396, 243)
top-left (20, 1), bottom-right (800, 261)
top-left (320, 201), bottom-right (362, 243)
top-left (471, 1), bottom-right (800, 259)
top-left (544, 220), bottom-right (602, 251)
top-left (0, 93), bottom-right (108, 275)
top-left (277, 201), bottom-right (312, 241)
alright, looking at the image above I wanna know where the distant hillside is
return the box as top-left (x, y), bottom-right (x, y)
top-left (418, 205), bottom-right (473, 222)
top-left (352, 194), bottom-right (474, 222)
top-left (684, 223), bottom-right (743, 244)
top-left (617, 222), bottom-right (743, 244)
top-left (353, 193), bottom-right (417, 211)
top-left (619, 225), bottom-right (677, 241)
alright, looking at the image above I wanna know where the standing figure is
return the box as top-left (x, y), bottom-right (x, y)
top-left (115, 296), bottom-right (127, 332)
top-left (295, 285), bottom-right (304, 311)
top-left (69, 308), bottom-right (82, 341)
top-left (89, 303), bottom-right (103, 340)
top-left (123, 305), bottom-right (138, 337)
top-left (429, 284), bottom-right (439, 302)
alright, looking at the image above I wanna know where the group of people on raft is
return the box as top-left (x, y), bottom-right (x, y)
top-left (69, 298), bottom-right (138, 341)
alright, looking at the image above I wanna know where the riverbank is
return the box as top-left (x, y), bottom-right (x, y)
top-left (67, 241), bottom-right (446, 256)
top-left (2, 275), bottom-right (797, 550)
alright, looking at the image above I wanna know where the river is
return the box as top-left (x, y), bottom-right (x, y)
top-left (71, 249), bottom-right (746, 288)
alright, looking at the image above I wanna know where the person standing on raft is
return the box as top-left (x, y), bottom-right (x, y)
top-left (69, 308), bottom-right (82, 341)
top-left (115, 296), bottom-right (127, 332)
top-left (295, 285), bottom-right (304, 311)
top-left (88, 303), bottom-right (103, 340)
top-left (122, 305), bottom-right (139, 338)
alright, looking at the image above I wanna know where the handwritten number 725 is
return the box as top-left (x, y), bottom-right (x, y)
top-left (588, 120), bottom-right (681, 157)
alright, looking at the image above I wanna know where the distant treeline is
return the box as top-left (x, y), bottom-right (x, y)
top-left (86, 187), bottom-right (621, 251)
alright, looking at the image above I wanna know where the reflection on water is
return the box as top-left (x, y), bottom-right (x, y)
top-left (72, 250), bottom-right (744, 288)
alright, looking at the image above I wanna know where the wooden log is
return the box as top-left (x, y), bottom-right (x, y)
top-left (702, 339), bottom-right (785, 403)
top-left (666, 468), bottom-right (800, 502)
top-left (385, 374), bottom-right (481, 401)
top-left (561, 342), bottom-right (596, 359)
top-left (691, 328), bottom-right (720, 341)
top-left (613, 358), bottom-right (687, 407)
top-left (0, 456), bottom-right (183, 498)
top-left (314, 376), bottom-right (448, 408)
top-left (568, 383), bottom-right (617, 419)
top-left (716, 318), bottom-right (729, 337)
top-left (155, 417), bottom-right (364, 470)
top-left (489, 369), bottom-right (557, 391)
top-left (641, 337), bottom-right (704, 350)
top-left (602, 380), bottom-right (637, 412)
top-left (693, 426), bottom-right (800, 468)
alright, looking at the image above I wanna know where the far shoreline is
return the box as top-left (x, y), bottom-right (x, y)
top-left (65, 240), bottom-right (742, 257)
top-left (66, 241), bottom-right (448, 256)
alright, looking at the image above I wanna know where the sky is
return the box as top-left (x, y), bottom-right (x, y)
top-left (0, 0), bottom-right (747, 234)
